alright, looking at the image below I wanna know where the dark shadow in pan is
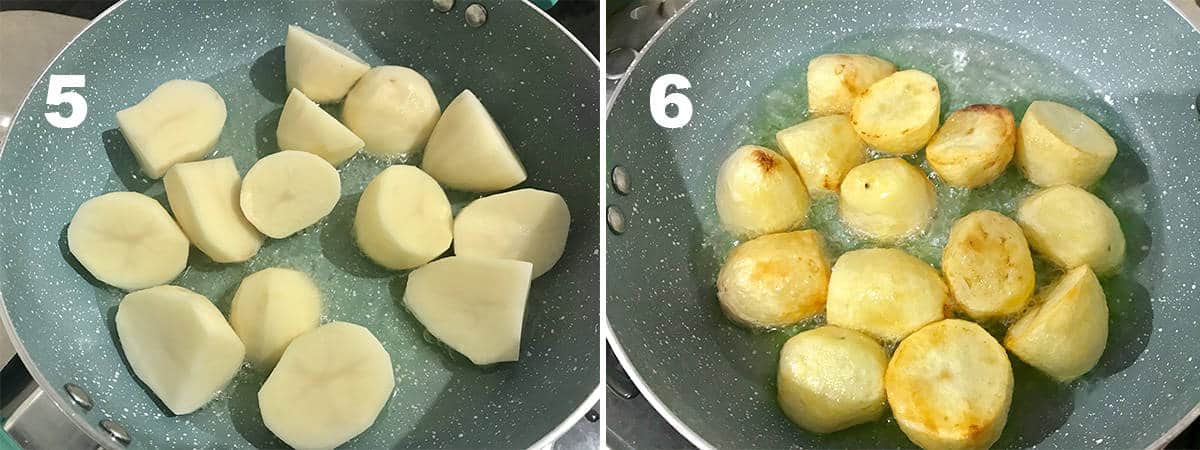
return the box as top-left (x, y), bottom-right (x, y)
top-left (254, 107), bottom-right (283, 159)
top-left (58, 224), bottom-right (106, 290)
top-left (103, 304), bottom-right (175, 417)
top-left (101, 129), bottom-right (154, 193)
top-left (319, 193), bottom-right (391, 279)
top-left (994, 358), bottom-right (1076, 447)
top-left (249, 45), bottom-right (287, 104)
top-left (227, 369), bottom-right (284, 449)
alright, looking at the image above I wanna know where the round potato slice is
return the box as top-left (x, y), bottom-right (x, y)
top-left (715, 145), bottom-right (810, 238)
top-left (717, 230), bottom-right (830, 329)
top-left (806, 54), bottom-right (896, 116)
top-left (1004, 265), bottom-right (1108, 382)
top-left (68, 192), bottom-right (189, 291)
top-left (240, 151), bottom-right (341, 239)
top-left (825, 248), bottom-right (946, 342)
top-left (775, 114), bottom-right (868, 193)
top-left (849, 69), bottom-right (941, 154)
top-left (839, 158), bottom-right (936, 242)
top-left (342, 66), bottom-right (441, 159)
top-left (354, 165), bottom-right (453, 270)
top-left (777, 326), bottom-right (887, 433)
top-left (116, 80), bottom-right (226, 179)
top-left (229, 268), bottom-right (322, 370)
top-left (1016, 185), bottom-right (1125, 274)
top-left (927, 104), bottom-right (1016, 188)
top-left (1015, 101), bottom-right (1117, 187)
top-left (942, 210), bottom-right (1035, 321)
top-left (453, 188), bottom-right (570, 279)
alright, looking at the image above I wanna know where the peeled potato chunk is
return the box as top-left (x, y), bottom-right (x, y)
top-left (240, 150), bottom-right (341, 239)
top-left (1005, 265), bottom-right (1108, 382)
top-left (839, 158), bottom-right (936, 242)
top-left (715, 145), bottom-right (810, 238)
top-left (826, 248), bottom-right (946, 342)
top-left (422, 90), bottom-right (527, 192)
top-left (285, 25), bottom-right (369, 104)
top-left (259, 322), bottom-right (394, 450)
top-left (927, 104), bottom-right (1016, 188)
top-left (717, 230), bottom-right (830, 329)
top-left (404, 256), bottom-right (533, 365)
top-left (887, 319), bottom-right (1013, 450)
top-left (453, 188), bottom-right (570, 279)
top-left (355, 165), bottom-right (452, 270)
top-left (775, 114), bottom-right (868, 193)
top-left (850, 69), bottom-right (941, 154)
top-left (229, 268), bottom-right (322, 370)
top-left (116, 80), bottom-right (226, 179)
top-left (942, 210), bottom-right (1035, 321)
top-left (68, 192), bottom-right (189, 290)
top-left (342, 66), bottom-right (441, 159)
top-left (806, 54), bottom-right (896, 116)
top-left (164, 157), bottom-right (263, 263)
top-left (1017, 185), bottom-right (1125, 274)
top-left (277, 88), bottom-right (364, 165)
top-left (116, 285), bottom-right (245, 415)
top-left (777, 326), bottom-right (887, 433)
top-left (1015, 101), bottom-right (1117, 187)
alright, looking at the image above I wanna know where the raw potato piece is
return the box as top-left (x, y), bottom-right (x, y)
top-left (1015, 101), bottom-right (1117, 187)
top-left (259, 322), bottom-right (394, 450)
top-left (775, 115), bottom-right (868, 193)
top-left (285, 25), bottom-right (369, 103)
top-left (240, 151), bottom-right (341, 239)
top-left (717, 230), bottom-right (830, 329)
top-left (807, 54), bottom-right (897, 116)
top-left (404, 256), bottom-right (533, 365)
top-left (927, 104), bottom-right (1016, 188)
top-left (355, 165), bottom-right (452, 270)
top-left (116, 80), bottom-right (226, 179)
top-left (850, 69), bottom-right (941, 154)
top-left (453, 188), bottom-right (570, 278)
top-left (342, 66), bottom-right (441, 159)
top-left (1017, 185), bottom-right (1125, 274)
top-left (116, 285), bottom-right (245, 415)
top-left (887, 319), bottom-right (1013, 450)
top-left (68, 192), bottom-right (189, 290)
top-left (942, 210), bottom-right (1035, 320)
top-left (164, 157), bottom-right (263, 263)
top-left (777, 326), bottom-right (887, 433)
top-left (422, 90), bottom-right (527, 192)
top-left (277, 88), bottom-right (364, 165)
top-left (839, 158), bottom-right (936, 242)
top-left (826, 248), bottom-right (946, 342)
top-left (1004, 265), bottom-right (1108, 382)
top-left (229, 268), bottom-right (322, 369)
top-left (715, 145), bottom-right (810, 238)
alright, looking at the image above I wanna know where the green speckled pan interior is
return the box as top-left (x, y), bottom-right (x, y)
top-left (607, 0), bottom-right (1199, 448)
top-left (0, 0), bottom-right (598, 448)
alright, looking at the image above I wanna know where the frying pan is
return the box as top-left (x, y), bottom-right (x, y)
top-left (0, 0), bottom-right (599, 448)
top-left (606, 0), bottom-right (1200, 447)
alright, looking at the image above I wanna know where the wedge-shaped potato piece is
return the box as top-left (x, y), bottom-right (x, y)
top-left (229, 268), bottom-right (322, 370)
top-left (1017, 185), bottom-right (1125, 274)
top-left (826, 248), bottom-right (946, 342)
top-left (355, 165), bottom-right (452, 270)
top-left (717, 230), bottom-right (829, 329)
top-left (1004, 265), bottom-right (1108, 382)
top-left (259, 322), bottom-right (394, 450)
top-left (68, 192), bottom-right (189, 290)
top-left (164, 157), bottom-right (263, 263)
top-left (887, 319), bottom-right (1013, 450)
top-left (116, 285), bottom-right (245, 415)
top-left (942, 210), bottom-right (1034, 320)
top-left (422, 90), bottom-right (527, 192)
top-left (839, 158), bottom-right (936, 242)
top-left (285, 25), bottom-right (369, 104)
top-left (775, 114), bottom-right (868, 193)
top-left (404, 256), bottom-right (532, 365)
top-left (342, 66), bottom-right (441, 159)
top-left (850, 69), bottom-right (940, 154)
top-left (1015, 101), bottom-right (1116, 187)
top-left (777, 326), bottom-right (887, 433)
top-left (240, 151), bottom-right (341, 239)
top-left (807, 54), bottom-right (896, 116)
top-left (927, 104), bottom-right (1016, 188)
top-left (277, 88), bottom-right (364, 165)
top-left (715, 145), bottom-right (810, 238)
top-left (116, 80), bottom-right (226, 179)
top-left (453, 188), bottom-right (569, 278)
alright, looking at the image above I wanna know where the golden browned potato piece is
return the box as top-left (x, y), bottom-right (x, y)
top-left (942, 210), bottom-right (1035, 321)
top-left (1015, 101), bottom-right (1117, 187)
top-left (1016, 185), bottom-right (1125, 274)
top-left (839, 158), bottom-right (936, 242)
top-left (849, 69), bottom-right (941, 154)
top-left (715, 145), bottom-right (811, 238)
top-left (926, 104), bottom-right (1016, 188)
top-left (775, 115), bottom-right (868, 193)
top-left (1004, 265), bottom-right (1108, 382)
top-left (717, 230), bottom-right (830, 329)
top-left (807, 54), bottom-right (897, 116)
top-left (825, 248), bottom-right (946, 342)
top-left (887, 319), bottom-right (1013, 450)
top-left (777, 326), bottom-right (887, 433)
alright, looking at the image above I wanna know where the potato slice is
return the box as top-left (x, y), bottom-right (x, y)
top-left (403, 256), bottom-right (533, 365)
top-left (164, 157), bottom-right (263, 263)
top-left (342, 66), bottom-right (441, 159)
top-left (229, 268), bottom-right (321, 370)
top-left (355, 165), bottom-right (452, 270)
top-left (1017, 185), bottom-right (1125, 274)
top-left (775, 114), bottom-right (868, 193)
top-left (259, 322), bottom-right (394, 450)
top-left (116, 80), bottom-right (226, 179)
top-left (839, 158), bottom-right (936, 242)
top-left (276, 88), bottom-right (364, 166)
top-left (284, 25), bottom-right (369, 104)
top-left (1015, 101), bottom-right (1117, 187)
top-left (717, 230), bottom-right (829, 329)
top-left (240, 150), bottom-right (341, 239)
top-left (422, 90), bottom-right (527, 192)
top-left (715, 145), bottom-right (810, 238)
top-left (887, 319), bottom-right (1013, 450)
top-left (1004, 265), bottom-right (1108, 382)
top-left (68, 192), bottom-right (189, 290)
top-left (849, 69), bottom-right (941, 154)
top-left (116, 285), bottom-right (245, 415)
top-left (453, 188), bottom-right (570, 279)
top-left (942, 210), bottom-right (1035, 321)
top-left (826, 248), bottom-right (946, 342)
top-left (806, 54), bottom-right (896, 116)
top-left (777, 326), bottom-right (887, 433)
top-left (927, 104), bottom-right (1016, 188)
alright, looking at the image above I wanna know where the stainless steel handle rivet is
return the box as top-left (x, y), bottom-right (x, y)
top-left (611, 165), bottom-right (631, 195)
top-left (432, 0), bottom-right (454, 12)
top-left (64, 383), bottom-right (93, 410)
top-left (607, 205), bottom-right (627, 235)
top-left (99, 419), bottom-right (130, 445)
top-left (465, 4), bottom-right (487, 27)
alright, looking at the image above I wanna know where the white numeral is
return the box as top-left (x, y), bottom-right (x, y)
top-left (649, 74), bottom-right (692, 129)
top-left (44, 75), bottom-right (88, 129)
